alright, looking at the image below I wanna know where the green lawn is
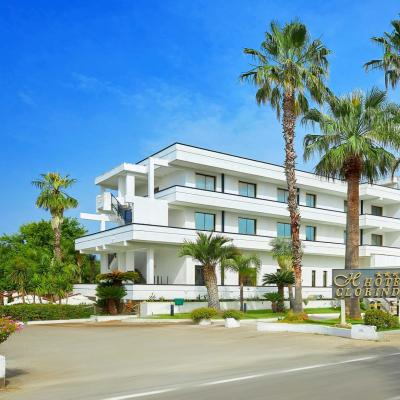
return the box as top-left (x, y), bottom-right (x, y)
top-left (147, 307), bottom-right (340, 320)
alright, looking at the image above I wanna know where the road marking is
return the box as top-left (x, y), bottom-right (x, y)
top-left (101, 389), bottom-right (177, 400)
top-left (201, 354), bottom-right (390, 387)
top-left (100, 352), bottom-right (400, 399)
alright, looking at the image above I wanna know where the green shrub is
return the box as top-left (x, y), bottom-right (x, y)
top-left (96, 283), bottom-right (127, 315)
top-left (190, 307), bottom-right (218, 322)
top-left (222, 309), bottom-right (244, 320)
top-left (264, 292), bottom-right (284, 312)
top-left (282, 310), bottom-right (309, 323)
top-left (0, 304), bottom-right (94, 322)
top-left (364, 309), bottom-right (399, 331)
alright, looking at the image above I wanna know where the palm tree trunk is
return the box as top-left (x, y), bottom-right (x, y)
top-left (288, 284), bottom-right (294, 310)
top-left (346, 167), bottom-right (361, 319)
top-left (239, 280), bottom-right (244, 312)
top-left (282, 91), bottom-right (303, 313)
top-left (277, 284), bottom-right (285, 312)
top-left (53, 223), bottom-right (62, 261)
top-left (203, 265), bottom-right (220, 310)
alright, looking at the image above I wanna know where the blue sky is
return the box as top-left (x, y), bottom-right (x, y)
top-left (1, 0), bottom-right (399, 234)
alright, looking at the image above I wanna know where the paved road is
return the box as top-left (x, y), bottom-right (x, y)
top-left (2, 322), bottom-right (400, 400)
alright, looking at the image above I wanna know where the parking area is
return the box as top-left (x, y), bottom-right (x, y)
top-left (2, 322), bottom-right (400, 400)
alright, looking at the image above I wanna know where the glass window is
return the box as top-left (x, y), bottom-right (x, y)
top-left (195, 212), bottom-right (215, 231)
top-left (344, 200), bottom-right (348, 212)
top-left (238, 217), bottom-right (256, 235)
top-left (277, 188), bottom-right (289, 203)
top-left (195, 265), bottom-right (205, 285)
top-left (239, 181), bottom-right (256, 198)
top-left (371, 234), bottom-right (383, 246)
top-left (371, 205), bottom-right (383, 216)
top-left (312, 270), bottom-right (316, 287)
top-left (323, 271), bottom-right (328, 288)
top-left (277, 222), bottom-right (291, 237)
top-left (306, 226), bottom-right (316, 241)
top-left (196, 173), bottom-right (216, 191)
top-left (343, 230), bottom-right (347, 243)
top-left (306, 193), bottom-right (316, 208)
top-left (123, 209), bottom-right (132, 224)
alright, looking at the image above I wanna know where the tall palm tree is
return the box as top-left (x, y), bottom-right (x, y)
top-left (241, 20), bottom-right (330, 312)
top-left (303, 88), bottom-right (400, 319)
top-left (179, 233), bottom-right (238, 310)
top-left (365, 18), bottom-right (400, 89)
top-left (270, 237), bottom-right (295, 309)
top-left (263, 270), bottom-right (295, 312)
top-left (222, 254), bottom-right (261, 311)
top-left (32, 173), bottom-right (78, 261)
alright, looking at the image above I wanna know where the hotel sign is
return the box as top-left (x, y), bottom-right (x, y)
top-left (332, 269), bottom-right (400, 299)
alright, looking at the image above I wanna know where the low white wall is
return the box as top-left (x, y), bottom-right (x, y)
top-left (73, 284), bottom-right (333, 302)
top-left (139, 299), bottom-right (338, 316)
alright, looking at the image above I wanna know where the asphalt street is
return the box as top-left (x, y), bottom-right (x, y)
top-left (2, 322), bottom-right (400, 400)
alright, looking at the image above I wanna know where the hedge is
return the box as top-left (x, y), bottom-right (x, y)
top-left (0, 304), bottom-right (95, 321)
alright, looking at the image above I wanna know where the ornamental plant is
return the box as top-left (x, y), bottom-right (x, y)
top-left (0, 317), bottom-right (23, 344)
top-left (190, 307), bottom-right (218, 323)
top-left (364, 309), bottom-right (399, 331)
top-left (222, 309), bottom-right (244, 321)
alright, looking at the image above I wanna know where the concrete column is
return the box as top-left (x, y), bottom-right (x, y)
top-left (100, 254), bottom-right (108, 273)
top-left (146, 248), bottom-right (155, 284)
top-left (126, 251), bottom-right (135, 272)
top-left (100, 220), bottom-right (106, 231)
top-left (117, 252), bottom-right (127, 272)
top-left (125, 173), bottom-right (136, 202)
top-left (99, 185), bottom-right (106, 195)
top-left (118, 176), bottom-right (126, 199)
top-left (148, 157), bottom-right (155, 199)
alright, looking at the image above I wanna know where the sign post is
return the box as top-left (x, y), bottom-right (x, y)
top-left (332, 269), bottom-right (400, 318)
top-left (340, 299), bottom-right (346, 325)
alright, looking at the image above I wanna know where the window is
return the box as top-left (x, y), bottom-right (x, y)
top-left (195, 212), bottom-right (215, 231)
top-left (239, 181), bottom-right (256, 198)
top-left (277, 222), bottom-right (291, 238)
top-left (360, 229), bottom-right (363, 246)
top-left (277, 188), bottom-right (288, 203)
top-left (277, 188), bottom-right (299, 203)
top-left (238, 217), bottom-right (256, 235)
top-left (344, 200), bottom-right (348, 212)
top-left (371, 234), bottom-right (383, 246)
top-left (311, 270), bottom-right (316, 287)
top-left (371, 205), bottom-right (383, 216)
top-left (306, 226), bottom-right (316, 241)
top-left (123, 209), bottom-right (132, 224)
top-left (343, 230), bottom-right (347, 243)
top-left (323, 271), bottom-right (328, 287)
top-left (306, 193), bottom-right (316, 208)
top-left (195, 265), bottom-right (205, 286)
top-left (196, 173), bottom-right (215, 191)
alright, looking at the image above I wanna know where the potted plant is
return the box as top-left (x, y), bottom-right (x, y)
top-left (190, 307), bottom-right (218, 325)
top-left (222, 309), bottom-right (244, 328)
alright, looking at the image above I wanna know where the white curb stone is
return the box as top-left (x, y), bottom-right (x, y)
top-left (0, 355), bottom-right (5, 388)
top-left (351, 325), bottom-right (379, 340)
top-left (225, 318), bottom-right (240, 328)
top-left (198, 319), bottom-right (211, 326)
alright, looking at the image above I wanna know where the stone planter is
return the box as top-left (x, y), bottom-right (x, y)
top-left (198, 319), bottom-right (212, 326)
top-left (0, 355), bottom-right (5, 388)
top-left (225, 318), bottom-right (240, 328)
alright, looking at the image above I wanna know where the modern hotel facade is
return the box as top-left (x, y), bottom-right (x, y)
top-left (75, 143), bottom-right (400, 301)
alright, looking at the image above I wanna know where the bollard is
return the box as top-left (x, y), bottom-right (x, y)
top-left (170, 304), bottom-right (174, 316)
top-left (243, 303), bottom-right (247, 313)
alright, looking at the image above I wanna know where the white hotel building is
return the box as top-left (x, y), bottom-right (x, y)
top-left (75, 143), bottom-right (400, 301)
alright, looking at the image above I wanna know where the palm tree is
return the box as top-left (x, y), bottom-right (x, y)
top-left (263, 270), bottom-right (295, 312)
top-left (240, 20), bottom-right (330, 312)
top-left (222, 254), bottom-right (261, 311)
top-left (365, 18), bottom-right (400, 89)
top-left (8, 257), bottom-right (32, 303)
top-left (32, 173), bottom-right (78, 261)
top-left (270, 237), bottom-right (295, 309)
top-left (179, 233), bottom-right (238, 310)
top-left (303, 88), bottom-right (400, 319)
